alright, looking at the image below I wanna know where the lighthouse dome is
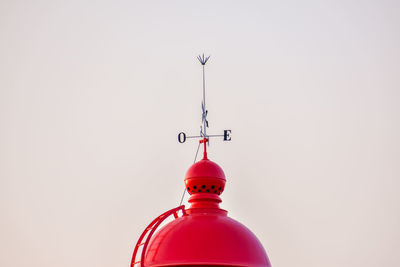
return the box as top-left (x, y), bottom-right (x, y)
top-left (143, 211), bottom-right (271, 267)
top-left (131, 57), bottom-right (272, 267)
top-left (142, 157), bottom-right (271, 267)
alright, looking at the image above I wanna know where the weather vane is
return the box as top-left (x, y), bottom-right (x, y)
top-left (177, 54), bottom-right (231, 156)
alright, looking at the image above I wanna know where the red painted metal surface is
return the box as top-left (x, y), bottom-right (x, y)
top-left (143, 201), bottom-right (271, 266)
top-left (185, 159), bottom-right (226, 196)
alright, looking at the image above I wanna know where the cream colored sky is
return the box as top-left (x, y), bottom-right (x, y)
top-left (1, 1), bottom-right (400, 267)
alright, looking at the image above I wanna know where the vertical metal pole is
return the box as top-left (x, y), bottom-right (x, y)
top-left (202, 64), bottom-right (206, 137)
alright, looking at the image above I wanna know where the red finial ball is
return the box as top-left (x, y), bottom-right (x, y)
top-left (185, 157), bottom-right (226, 195)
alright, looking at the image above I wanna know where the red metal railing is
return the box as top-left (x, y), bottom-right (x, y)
top-left (130, 205), bottom-right (186, 267)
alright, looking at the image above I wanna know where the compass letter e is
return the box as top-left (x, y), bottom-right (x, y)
top-left (223, 130), bottom-right (231, 141)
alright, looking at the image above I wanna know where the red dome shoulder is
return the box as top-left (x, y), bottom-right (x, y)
top-left (144, 214), bottom-right (271, 267)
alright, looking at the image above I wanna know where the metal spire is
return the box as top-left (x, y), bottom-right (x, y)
top-left (197, 54), bottom-right (210, 138)
top-left (177, 55), bottom-right (231, 147)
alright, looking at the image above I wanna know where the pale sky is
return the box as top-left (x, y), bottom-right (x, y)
top-left (1, 1), bottom-right (400, 267)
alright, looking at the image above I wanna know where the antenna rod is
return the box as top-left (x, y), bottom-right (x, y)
top-left (202, 63), bottom-right (206, 137)
top-left (197, 54), bottom-right (210, 139)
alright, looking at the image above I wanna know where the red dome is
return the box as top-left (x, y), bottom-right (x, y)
top-left (144, 210), bottom-right (271, 267)
top-left (131, 146), bottom-right (271, 267)
top-left (140, 156), bottom-right (271, 267)
top-left (185, 158), bottom-right (226, 195)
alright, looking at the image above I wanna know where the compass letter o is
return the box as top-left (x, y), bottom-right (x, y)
top-left (178, 132), bottom-right (186, 143)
